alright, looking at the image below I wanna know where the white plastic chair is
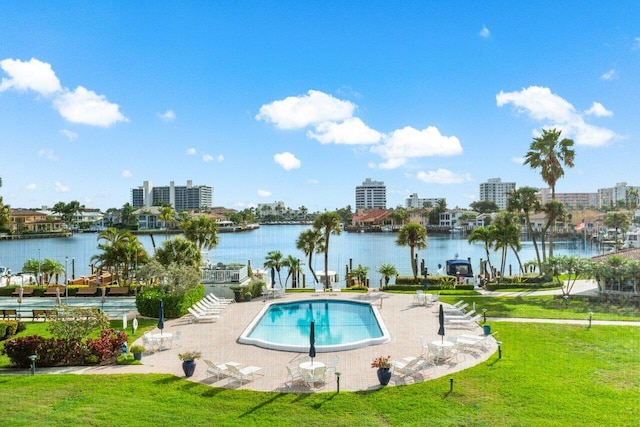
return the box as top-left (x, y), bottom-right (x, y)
top-left (286, 365), bottom-right (305, 389)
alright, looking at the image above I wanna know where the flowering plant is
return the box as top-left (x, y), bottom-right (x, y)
top-left (371, 355), bottom-right (391, 369)
top-left (178, 351), bottom-right (201, 361)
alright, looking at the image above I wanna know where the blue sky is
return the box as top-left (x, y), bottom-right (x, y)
top-left (0, 2), bottom-right (638, 212)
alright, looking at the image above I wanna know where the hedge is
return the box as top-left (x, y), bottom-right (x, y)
top-left (135, 285), bottom-right (205, 318)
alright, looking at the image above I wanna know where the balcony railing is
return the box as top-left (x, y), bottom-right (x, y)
top-left (201, 265), bottom-right (248, 284)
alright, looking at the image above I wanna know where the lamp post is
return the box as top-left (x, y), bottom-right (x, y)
top-left (482, 309), bottom-right (487, 323)
top-left (335, 371), bottom-right (341, 393)
top-left (496, 340), bottom-right (502, 359)
top-left (64, 256), bottom-right (69, 303)
top-left (588, 312), bottom-right (594, 328)
top-left (37, 248), bottom-right (41, 286)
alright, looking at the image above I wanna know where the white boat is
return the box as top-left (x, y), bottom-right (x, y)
top-left (622, 229), bottom-right (640, 249)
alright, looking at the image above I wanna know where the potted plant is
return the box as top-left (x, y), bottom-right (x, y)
top-left (178, 350), bottom-right (201, 377)
top-left (244, 290), bottom-right (252, 302)
top-left (371, 355), bottom-right (392, 386)
top-left (130, 345), bottom-right (145, 361)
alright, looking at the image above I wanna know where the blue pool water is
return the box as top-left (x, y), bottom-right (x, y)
top-left (239, 299), bottom-right (390, 352)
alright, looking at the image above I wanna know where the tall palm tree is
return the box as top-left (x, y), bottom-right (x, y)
top-left (507, 187), bottom-right (543, 273)
top-left (540, 201), bottom-right (567, 262)
top-left (395, 222), bottom-right (427, 280)
top-left (524, 128), bottom-right (575, 257)
top-left (181, 214), bottom-right (219, 253)
top-left (604, 212), bottom-right (632, 251)
top-left (296, 228), bottom-right (324, 284)
top-left (492, 212), bottom-right (524, 277)
top-left (41, 259), bottom-right (64, 284)
top-left (467, 226), bottom-right (495, 280)
top-left (313, 211), bottom-right (342, 289)
top-left (0, 196), bottom-right (11, 230)
top-left (159, 205), bottom-right (176, 240)
top-left (264, 250), bottom-right (284, 287)
top-left (282, 255), bottom-right (304, 288)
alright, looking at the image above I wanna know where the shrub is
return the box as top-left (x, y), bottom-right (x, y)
top-left (3, 335), bottom-right (88, 368)
top-left (86, 329), bottom-right (128, 365)
top-left (0, 323), bottom-right (8, 340)
top-left (136, 285), bottom-right (204, 318)
top-left (48, 306), bottom-right (109, 339)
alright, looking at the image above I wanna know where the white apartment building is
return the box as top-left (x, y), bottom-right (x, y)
top-left (479, 178), bottom-right (516, 211)
top-left (405, 193), bottom-right (445, 209)
top-left (131, 180), bottom-right (212, 212)
top-left (355, 178), bottom-right (386, 209)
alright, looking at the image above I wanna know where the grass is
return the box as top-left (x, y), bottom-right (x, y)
top-left (0, 322), bottom-right (637, 426)
top-left (439, 295), bottom-right (640, 321)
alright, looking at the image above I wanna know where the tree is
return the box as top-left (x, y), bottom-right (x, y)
top-left (264, 250), bottom-right (284, 287)
top-left (348, 264), bottom-right (369, 287)
top-left (296, 228), bottom-right (324, 284)
top-left (154, 237), bottom-right (201, 268)
top-left (544, 255), bottom-right (590, 296)
top-left (395, 222), bottom-right (427, 280)
top-left (41, 258), bottom-right (65, 284)
top-left (524, 128), bottom-right (575, 258)
top-left (159, 206), bottom-right (176, 239)
top-left (282, 255), bottom-right (304, 288)
top-left (119, 203), bottom-right (137, 229)
top-left (91, 228), bottom-right (149, 283)
top-left (181, 215), bottom-right (219, 253)
top-left (507, 187), bottom-right (543, 273)
top-left (0, 196), bottom-right (11, 230)
top-left (376, 264), bottom-right (398, 287)
top-left (492, 212), bottom-right (523, 278)
top-left (469, 200), bottom-right (499, 214)
top-left (313, 211), bottom-right (342, 289)
top-left (540, 201), bottom-right (567, 260)
top-left (467, 227), bottom-right (495, 280)
top-left (604, 212), bottom-right (632, 251)
top-left (429, 199), bottom-right (447, 225)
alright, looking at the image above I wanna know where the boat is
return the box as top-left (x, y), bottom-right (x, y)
top-left (622, 228), bottom-right (640, 249)
top-left (445, 256), bottom-right (474, 285)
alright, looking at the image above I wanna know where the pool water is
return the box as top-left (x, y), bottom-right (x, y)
top-left (239, 299), bottom-right (390, 352)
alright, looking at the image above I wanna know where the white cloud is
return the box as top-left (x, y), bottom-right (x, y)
top-left (600, 69), bottom-right (617, 80)
top-left (157, 109), bottom-right (176, 122)
top-left (121, 170), bottom-right (132, 178)
top-left (511, 156), bottom-right (525, 164)
top-left (255, 90), bottom-right (355, 129)
top-left (634, 37), bottom-right (640, 50)
top-left (216, 154), bottom-right (224, 162)
top-left (307, 178), bottom-right (319, 184)
top-left (53, 86), bottom-right (128, 127)
top-left (257, 189), bottom-right (271, 197)
top-left (186, 148), bottom-right (196, 155)
top-left (416, 169), bottom-right (472, 184)
top-left (479, 25), bottom-right (490, 38)
top-left (307, 117), bottom-right (381, 145)
top-left (0, 58), bottom-right (61, 95)
top-left (585, 102), bottom-right (613, 117)
top-left (54, 181), bottom-right (70, 192)
top-left (496, 86), bottom-right (618, 146)
top-left (202, 154), bottom-right (214, 162)
top-left (371, 126), bottom-right (463, 169)
top-left (274, 152), bottom-right (301, 170)
top-left (38, 148), bottom-right (58, 161)
top-left (59, 129), bottom-right (78, 140)
top-left (25, 183), bottom-right (37, 190)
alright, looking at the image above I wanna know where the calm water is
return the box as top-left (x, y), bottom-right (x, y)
top-left (0, 225), bottom-right (601, 285)
top-left (247, 300), bottom-right (382, 348)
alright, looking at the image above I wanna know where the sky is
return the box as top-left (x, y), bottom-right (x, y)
top-left (0, 2), bottom-right (638, 213)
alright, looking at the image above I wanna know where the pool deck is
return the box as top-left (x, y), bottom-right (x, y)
top-left (18, 291), bottom-right (496, 393)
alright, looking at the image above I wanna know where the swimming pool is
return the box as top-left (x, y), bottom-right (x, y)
top-left (239, 299), bottom-right (391, 352)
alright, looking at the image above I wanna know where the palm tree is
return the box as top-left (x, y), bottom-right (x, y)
top-left (524, 128), bottom-right (575, 257)
top-left (540, 201), bottom-right (567, 262)
top-left (376, 264), bottom-right (398, 287)
top-left (92, 228), bottom-right (149, 283)
top-left (40, 259), bottom-right (64, 284)
top-left (0, 196), bottom-right (11, 230)
top-left (395, 222), bottom-right (427, 280)
top-left (467, 227), bottom-right (495, 280)
top-left (181, 215), bottom-right (219, 253)
top-left (282, 255), bottom-right (304, 288)
top-left (264, 250), bottom-right (284, 287)
top-left (492, 212), bottom-right (524, 277)
top-left (159, 205), bottom-right (176, 239)
top-left (313, 211), bottom-right (342, 289)
top-left (296, 228), bottom-right (324, 284)
top-left (154, 236), bottom-right (201, 268)
top-left (507, 187), bottom-right (543, 273)
top-left (604, 212), bottom-right (632, 251)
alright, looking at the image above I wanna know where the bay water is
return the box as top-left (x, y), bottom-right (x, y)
top-left (0, 225), bottom-right (601, 286)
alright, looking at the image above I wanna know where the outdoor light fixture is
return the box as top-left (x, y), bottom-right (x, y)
top-left (588, 312), bottom-right (594, 328)
top-left (335, 372), bottom-right (341, 393)
top-left (482, 309), bottom-right (487, 323)
top-left (562, 295), bottom-right (569, 308)
top-left (29, 355), bottom-right (37, 375)
top-left (496, 340), bottom-right (503, 359)
top-left (449, 377), bottom-right (454, 392)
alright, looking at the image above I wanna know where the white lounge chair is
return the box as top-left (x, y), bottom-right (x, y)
top-left (445, 309), bottom-right (476, 321)
top-left (390, 356), bottom-right (433, 377)
top-left (204, 360), bottom-right (229, 381)
top-left (447, 314), bottom-right (483, 328)
top-left (187, 307), bottom-right (220, 322)
top-left (443, 302), bottom-right (469, 314)
top-left (205, 294), bottom-right (234, 304)
top-left (226, 364), bottom-right (262, 385)
top-left (193, 301), bottom-right (224, 314)
top-left (273, 287), bottom-right (286, 298)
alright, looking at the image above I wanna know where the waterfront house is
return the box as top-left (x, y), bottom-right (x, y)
top-left (9, 209), bottom-right (67, 233)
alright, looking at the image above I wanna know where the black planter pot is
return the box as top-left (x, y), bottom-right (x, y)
top-left (377, 368), bottom-right (392, 386)
top-left (182, 360), bottom-right (197, 377)
top-left (133, 353), bottom-right (142, 361)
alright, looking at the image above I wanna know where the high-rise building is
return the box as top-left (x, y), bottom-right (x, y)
top-left (405, 193), bottom-right (445, 209)
top-left (131, 180), bottom-right (212, 211)
top-left (355, 178), bottom-right (386, 209)
top-left (479, 178), bottom-right (515, 211)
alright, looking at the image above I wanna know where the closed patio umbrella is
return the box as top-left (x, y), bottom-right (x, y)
top-left (55, 286), bottom-right (62, 306)
top-left (309, 321), bottom-right (316, 364)
top-left (438, 304), bottom-right (445, 343)
top-left (158, 300), bottom-right (165, 334)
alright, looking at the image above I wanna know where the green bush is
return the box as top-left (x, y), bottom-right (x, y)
top-left (136, 285), bottom-right (204, 318)
top-left (386, 283), bottom-right (475, 292)
top-left (0, 323), bottom-right (8, 340)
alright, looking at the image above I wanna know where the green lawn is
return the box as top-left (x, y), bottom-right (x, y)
top-left (439, 295), bottom-right (640, 321)
top-left (0, 322), bottom-right (638, 426)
